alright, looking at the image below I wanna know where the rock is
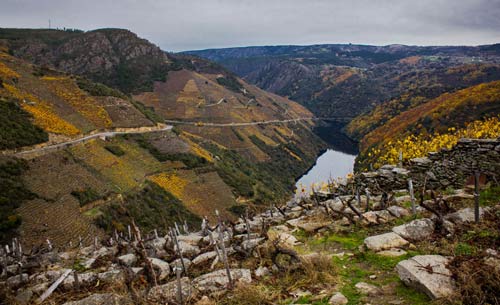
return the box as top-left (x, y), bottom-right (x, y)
top-left (392, 218), bottom-right (435, 241)
top-left (387, 205), bottom-right (410, 218)
top-left (254, 266), bottom-right (270, 278)
top-left (377, 249), bottom-right (408, 257)
top-left (149, 237), bottom-right (166, 250)
top-left (241, 237), bottom-right (265, 251)
top-left (148, 258), bottom-right (170, 280)
top-left (392, 168), bottom-right (410, 176)
top-left (329, 292), bottom-right (348, 305)
top-left (195, 296), bottom-right (216, 305)
top-left (411, 157), bottom-right (432, 165)
top-left (93, 246), bottom-right (117, 258)
top-left (445, 207), bottom-right (485, 224)
top-left (15, 289), bottom-right (33, 305)
top-left (147, 277), bottom-right (194, 303)
top-left (354, 282), bottom-right (381, 296)
top-left (171, 258), bottom-right (192, 271)
top-left (192, 251), bottom-right (218, 265)
top-left (62, 272), bottom-right (97, 289)
top-left (193, 269), bottom-right (252, 293)
top-left (362, 211), bottom-right (380, 225)
top-left (176, 241), bottom-right (201, 258)
top-left (177, 233), bottom-right (204, 246)
top-left (7, 273), bottom-right (29, 289)
top-left (117, 253), bottom-right (137, 266)
top-left (325, 199), bottom-right (344, 212)
top-left (5, 264), bottom-right (19, 275)
top-left (62, 293), bottom-right (133, 305)
top-left (277, 232), bottom-right (300, 247)
top-left (396, 255), bottom-right (455, 299)
top-left (97, 269), bottom-right (124, 283)
top-left (364, 232), bottom-right (409, 252)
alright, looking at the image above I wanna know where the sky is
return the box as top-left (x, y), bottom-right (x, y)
top-left (1, 0), bottom-right (499, 52)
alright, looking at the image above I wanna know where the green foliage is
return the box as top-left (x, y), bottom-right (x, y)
top-left (0, 157), bottom-right (34, 242)
top-left (216, 75), bottom-right (243, 92)
top-left (0, 98), bottom-right (48, 149)
top-left (75, 77), bottom-right (128, 99)
top-left (227, 204), bottom-right (248, 217)
top-left (130, 100), bottom-right (164, 123)
top-left (71, 188), bottom-right (101, 206)
top-left (455, 242), bottom-right (478, 256)
top-left (134, 135), bottom-right (208, 169)
top-left (231, 127), bottom-right (245, 141)
top-left (104, 145), bottom-right (125, 156)
top-left (96, 182), bottom-right (201, 233)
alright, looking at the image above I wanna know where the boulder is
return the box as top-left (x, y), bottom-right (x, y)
top-left (396, 255), bottom-right (455, 299)
top-left (148, 258), bottom-right (170, 280)
top-left (176, 241), bottom-right (201, 258)
top-left (193, 269), bottom-right (252, 293)
top-left (62, 293), bottom-right (133, 305)
top-left (62, 272), bottom-right (97, 289)
top-left (241, 237), bottom-right (266, 251)
top-left (149, 237), bottom-right (166, 250)
top-left (329, 292), bottom-right (348, 305)
top-left (147, 277), bottom-right (194, 303)
top-left (354, 282), bottom-right (381, 296)
top-left (177, 233), bottom-right (204, 246)
top-left (277, 233), bottom-right (300, 247)
top-left (445, 207), bottom-right (485, 224)
top-left (392, 218), bottom-right (435, 241)
top-left (254, 266), bottom-right (270, 278)
top-left (387, 205), bottom-right (410, 218)
top-left (286, 218), bottom-right (330, 232)
top-left (97, 269), bottom-right (124, 283)
top-left (15, 289), bottom-right (33, 305)
top-left (192, 251), bottom-right (218, 265)
top-left (171, 258), bottom-right (192, 271)
top-left (117, 253), bottom-right (137, 267)
top-left (6, 273), bottom-right (29, 289)
top-left (364, 232), bottom-right (409, 252)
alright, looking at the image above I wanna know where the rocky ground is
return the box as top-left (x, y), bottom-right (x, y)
top-left (1, 176), bottom-right (499, 304)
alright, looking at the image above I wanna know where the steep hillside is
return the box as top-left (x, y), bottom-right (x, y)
top-left (356, 81), bottom-right (500, 169)
top-left (187, 44), bottom-right (500, 118)
top-left (0, 30), bottom-right (325, 247)
top-left (0, 28), bottom-right (173, 93)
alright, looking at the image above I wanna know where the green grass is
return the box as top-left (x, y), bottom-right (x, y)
top-left (394, 282), bottom-right (430, 304)
top-left (309, 230), bottom-right (367, 250)
top-left (480, 186), bottom-right (500, 206)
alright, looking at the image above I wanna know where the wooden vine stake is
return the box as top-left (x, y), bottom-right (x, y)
top-left (215, 210), bottom-right (233, 289)
top-left (175, 266), bottom-right (184, 305)
top-left (408, 178), bottom-right (416, 215)
top-left (474, 171), bottom-right (480, 223)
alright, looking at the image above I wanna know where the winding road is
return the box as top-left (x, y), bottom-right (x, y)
top-left (13, 125), bottom-right (173, 157)
top-left (9, 116), bottom-right (351, 157)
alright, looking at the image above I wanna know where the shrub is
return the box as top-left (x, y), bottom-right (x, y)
top-left (104, 145), bottom-right (125, 156)
top-left (71, 188), bottom-right (101, 206)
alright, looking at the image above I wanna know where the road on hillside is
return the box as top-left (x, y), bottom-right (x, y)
top-left (164, 116), bottom-right (351, 127)
top-left (14, 125), bottom-right (173, 157)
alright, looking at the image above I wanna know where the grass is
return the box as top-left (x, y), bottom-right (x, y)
top-left (104, 145), bottom-right (125, 156)
top-left (309, 229), bottom-right (367, 251)
top-left (479, 186), bottom-right (500, 206)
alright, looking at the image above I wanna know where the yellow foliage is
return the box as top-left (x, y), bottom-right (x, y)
top-left (3, 83), bottom-right (80, 135)
top-left (370, 116), bottom-right (500, 167)
top-left (42, 77), bottom-right (112, 128)
top-left (0, 61), bottom-right (20, 80)
top-left (149, 172), bottom-right (188, 198)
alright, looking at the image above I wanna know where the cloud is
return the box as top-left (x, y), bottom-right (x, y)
top-left (0, 0), bottom-right (499, 51)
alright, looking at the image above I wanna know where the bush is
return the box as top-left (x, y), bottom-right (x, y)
top-left (104, 145), bottom-right (125, 156)
top-left (0, 157), bottom-right (34, 242)
top-left (71, 188), bottom-right (101, 206)
top-left (0, 98), bottom-right (48, 149)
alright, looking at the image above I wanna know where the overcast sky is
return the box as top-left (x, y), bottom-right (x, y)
top-left (1, 0), bottom-right (499, 52)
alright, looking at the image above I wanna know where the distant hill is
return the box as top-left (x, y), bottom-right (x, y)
top-left (186, 43), bottom-right (500, 118)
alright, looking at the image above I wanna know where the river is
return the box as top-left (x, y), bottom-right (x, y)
top-left (295, 122), bottom-right (358, 196)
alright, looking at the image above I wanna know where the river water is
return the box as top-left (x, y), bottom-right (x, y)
top-left (295, 122), bottom-right (358, 196)
top-left (295, 149), bottom-right (356, 196)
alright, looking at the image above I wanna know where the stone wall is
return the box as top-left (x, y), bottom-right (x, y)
top-left (353, 138), bottom-right (500, 194)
